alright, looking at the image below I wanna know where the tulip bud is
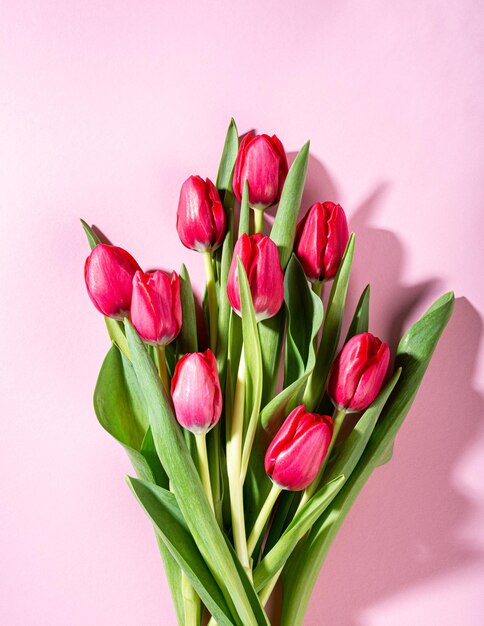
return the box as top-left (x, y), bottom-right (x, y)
top-left (176, 175), bottom-right (227, 252)
top-left (84, 243), bottom-right (141, 319)
top-left (233, 133), bottom-right (288, 209)
top-left (294, 202), bottom-right (349, 282)
top-left (227, 233), bottom-right (284, 322)
top-left (130, 270), bottom-right (182, 345)
top-left (328, 332), bottom-right (390, 412)
top-left (171, 349), bottom-right (222, 434)
top-left (265, 405), bottom-right (333, 491)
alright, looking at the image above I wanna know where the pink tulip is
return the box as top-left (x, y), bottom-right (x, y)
top-left (84, 244), bottom-right (141, 319)
top-left (294, 202), bottom-right (349, 282)
top-left (328, 333), bottom-right (390, 412)
top-left (130, 270), bottom-right (182, 345)
top-left (233, 133), bottom-right (288, 209)
top-left (176, 175), bottom-right (227, 252)
top-left (171, 349), bottom-right (222, 433)
top-left (265, 405), bottom-right (333, 491)
top-left (227, 233), bottom-right (284, 322)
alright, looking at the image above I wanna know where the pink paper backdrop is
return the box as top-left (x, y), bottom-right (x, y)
top-left (1, 1), bottom-right (483, 624)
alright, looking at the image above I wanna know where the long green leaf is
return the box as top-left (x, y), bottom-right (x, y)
top-left (124, 321), bottom-right (269, 626)
top-left (258, 310), bottom-right (285, 407)
top-left (94, 345), bottom-right (149, 453)
top-left (238, 180), bottom-right (250, 237)
top-left (284, 255), bottom-right (324, 387)
top-left (216, 228), bottom-right (234, 385)
top-left (270, 141), bottom-right (310, 270)
top-left (302, 233), bottom-right (355, 411)
top-left (282, 292), bottom-right (454, 626)
top-left (128, 478), bottom-right (238, 626)
top-left (237, 259), bottom-right (263, 480)
top-left (177, 264), bottom-right (198, 356)
top-left (94, 346), bottom-right (183, 623)
top-left (258, 140), bottom-right (310, 404)
top-left (253, 476), bottom-right (344, 591)
top-left (345, 284), bottom-right (370, 342)
top-left (216, 118), bottom-right (239, 199)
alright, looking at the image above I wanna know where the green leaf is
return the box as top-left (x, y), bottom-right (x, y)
top-left (253, 476), bottom-right (344, 591)
top-left (80, 218), bottom-right (101, 249)
top-left (284, 255), bottom-right (324, 387)
top-left (237, 259), bottom-right (263, 480)
top-left (104, 318), bottom-right (131, 360)
top-left (177, 264), bottom-right (198, 356)
top-left (302, 233), bottom-right (355, 411)
top-left (127, 478), bottom-right (238, 626)
top-left (124, 321), bottom-right (269, 626)
top-left (345, 284), bottom-right (370, 342)
top-left (281, 292), bottom-right (454, 626)
top-left (216, 118), bottom-right (239, 199)
top-left (93, 345), bottom-right (182, 623)
top-left (270, 141), bottom-right (310, 270)
top-left (238, 180), bottom-right (250, 237)
top-left (258, 310), bottom-right (285, 408)
top-left (260, 257), bottom-right (323, 434)
top-left (94, 345), bottom-right (148, 452)
top-left (217, 230), bottom-right (235, 387)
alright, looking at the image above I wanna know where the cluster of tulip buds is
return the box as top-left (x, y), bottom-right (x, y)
top-left (83, 126), bottom-right (391, 604)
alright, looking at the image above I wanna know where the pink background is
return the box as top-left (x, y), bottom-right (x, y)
top-left (1, 1), bottom-right (483, 624)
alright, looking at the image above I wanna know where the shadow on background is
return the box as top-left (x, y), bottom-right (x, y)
top-left (271, 155), bottom-right (484, 626)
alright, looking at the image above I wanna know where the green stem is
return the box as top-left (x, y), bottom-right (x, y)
top-left (298, 407), bottom-right (346, 508)
top-left (203, 250), bottom-right (218, 353)
top-left (254, 207), bottom-right (265, 234)
top-left (155, 344), bottom-right (169, 395)
top-left (195, 432), bottom-right (215, 511)
top-left (259, 569), bottom-right (281, 606)
top-left (182, 570), bottom-right (201, 626)
top-left (226, 350), bottom-right (251, 577)
top-left (247, 482), bottom-right (281, 556)
top-left (312, 280), bottom-right (322, 298)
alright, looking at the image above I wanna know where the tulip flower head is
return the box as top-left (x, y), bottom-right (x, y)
top-left (294, 201), bottom-right (349, 282)
top-left (328, 332), bottom-right (390, 412)
top-left (265, 405), bottom-right (334, 491)
top-left (130, 270), bottom-right (182, 345)
top-left (176, 175), bottom-right (226, 252)
top-left (233, 132), bottom-right (288, 209)
top-left (227, 233), bottom-right (284, 323)
top-left (84, 243), bottom-right (141, 319)
top-left (171, 349), bottom-right (222, 434)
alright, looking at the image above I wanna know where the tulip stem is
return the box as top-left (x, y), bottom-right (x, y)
top-left (259, 569), bottom-right (282, 606)
top-left (181, 570), bottom-right (201, 626)
top-left (203, 250), bottom-right (218, 353)
top-left (299, 407), bottom-right (346, 509)
top-left (254, 207), bottom-right (264, 234)
top-left (195, 433), bottom-right (215, 511)
top-left (312, 280), bottom-right (323, 298)
top-left (226, 350), bottom-right (252, 577)
top-left (155, 344), bottom-right (169, 395)
top-left (247, 482), bottom-right (282, 556)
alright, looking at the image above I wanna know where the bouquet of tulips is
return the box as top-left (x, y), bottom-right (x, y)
top-left (82, 120), bottom-right (454, 626)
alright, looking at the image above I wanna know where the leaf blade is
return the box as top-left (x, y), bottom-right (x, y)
top-left (124, 321), bottom-right (269, 626)
top-left (270, 141), bottom-right (310, 270)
